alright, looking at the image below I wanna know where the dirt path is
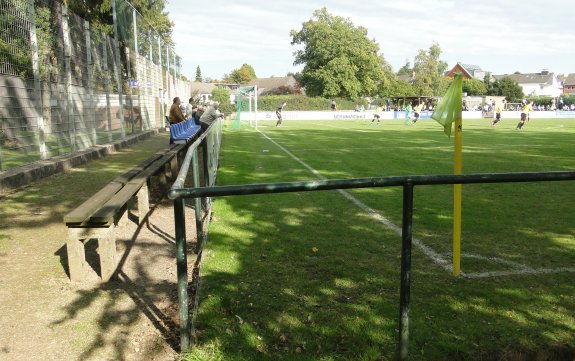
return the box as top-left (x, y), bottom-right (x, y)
top-left (0, 135), bottom-right (197, 361)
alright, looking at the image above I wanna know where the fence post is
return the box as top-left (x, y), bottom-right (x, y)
top-left (166, 46), bottom-right (170, 104)
top-left (398, 182), bottom-right (414, 360)
top-left (158, 35), bottom-right (165, 128)
top-left (62, 6), bottom-right (75, 152)
top-left (102, 36), bottom-right (113, 143)
top-left (27, 0), bottom-right (47, 160)
top-left (192, 149), bottom-right (204, 253)
top-left (131, 8), bottom-right (142, 133)
top-left (174, 197), bottom-right (190, 351)
top-left (111, 0), bottom-right (126, 139)
top-left (84, 20), bottom-right (97, 146)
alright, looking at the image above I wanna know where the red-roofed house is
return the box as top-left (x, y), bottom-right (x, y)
top-left (563, 73), bottom-right (575, 95)
top-left (446, 63), bottom-right (488, 81)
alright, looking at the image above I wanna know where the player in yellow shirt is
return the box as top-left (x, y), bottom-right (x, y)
top-left (491, 99), bottom-right (506, 126)
top-left (412, 102), bottom-right (425, 124)
top-left (516, 100), bottom-right (533, 130)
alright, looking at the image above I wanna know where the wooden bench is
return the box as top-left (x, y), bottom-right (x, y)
top-left (64, 143), bottom-right (186, 282)
top-left (170, 119), bottom-right (201, 144)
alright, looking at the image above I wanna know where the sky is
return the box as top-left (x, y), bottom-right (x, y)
top-left (165, 0), bottom-right (575, 81)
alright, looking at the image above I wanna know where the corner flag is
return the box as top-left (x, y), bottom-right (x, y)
top-left (431, 73), bottom-right (463, 137)
top-left (431, 73), bottom-right (464, 277)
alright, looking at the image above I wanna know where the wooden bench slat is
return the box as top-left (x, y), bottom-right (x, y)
top-left (89, 146), bottom-right (186, 224)
top-left (127, 148), bottom-right (183, 185)
top-left (89, 183), bottom-right (144, 224)
top-left (64, 181), bottom-right (124, 224)
top-left (112, 154), bottom-right (162, 184)
top-left (64, 144), bottom-right (181, 225)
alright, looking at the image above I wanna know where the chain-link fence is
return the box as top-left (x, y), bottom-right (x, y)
top-left (0, 0), bottom-right (191, 171)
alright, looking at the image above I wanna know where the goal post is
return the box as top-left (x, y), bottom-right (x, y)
top-left (231, 85), bottom-right (258, 130)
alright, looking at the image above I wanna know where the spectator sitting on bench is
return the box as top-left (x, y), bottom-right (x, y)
top-left (169, 97), bottom-right (186, 124)
top-left (185, 97), bottom-right (196, 120)
top-left (195, 105), bottom-right (205, 121)
top-left (199, 101), bottom-right (224, 131)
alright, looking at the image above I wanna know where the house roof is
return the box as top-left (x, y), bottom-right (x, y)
top-left (458, 63), bottom-right (482, 72)
top-left (397, 74), bottom-right (414, 83)
top-left (248, 76), bottom-right (296, 93)
top-left (493, 73), bottom-right (555, 85)
top-left (190, 81), bottom-right (216, 94)
top-left (564, 73), bottom-right (575, 86)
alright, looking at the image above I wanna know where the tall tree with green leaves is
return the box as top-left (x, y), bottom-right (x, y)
top-left (463, 78), bottom-right (488, 96)
top-left (229, 64), bottom-right (257, 84)
top-left (397, 59), bottom-right (412, 76)
top-left (290, 8), bottom-right (388, 99)
top-left (195, 66), bottom-right (202, 82)
top-left (492, 77), bottom-right (524, 102)
top-left (66, 0), bottom-right (173, 41)
top-left (412, 42), bottom-right (449, 96)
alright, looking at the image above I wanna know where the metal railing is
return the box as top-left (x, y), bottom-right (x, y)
top-left (168, 166), bottom-right (575, 358)
top-left (168, 119), bottom-right (223, 351)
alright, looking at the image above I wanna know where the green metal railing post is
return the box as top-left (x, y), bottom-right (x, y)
top-left (201, 137), bottom-right (210, 211)
top-left (399, 183), bottom-right (414, 360)
top-left (174, 197), bottom-right (190, 351)
top-left (192, 149), bottom-right (203, 253)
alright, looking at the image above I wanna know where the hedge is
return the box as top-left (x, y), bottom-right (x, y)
top-left (238, 95), bottom-right (359, 112)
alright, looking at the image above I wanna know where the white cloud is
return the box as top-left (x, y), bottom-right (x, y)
top-left (166, 0), bottom-right (575, 79)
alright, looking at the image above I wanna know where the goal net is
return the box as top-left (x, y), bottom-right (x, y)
top-left (231, 85), bottom-right (258, 130)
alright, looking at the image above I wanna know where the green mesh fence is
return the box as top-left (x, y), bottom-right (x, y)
top-left (231, 85), bottom-right (256, 130)
top-left (0, 0), bottom-right (188, 171)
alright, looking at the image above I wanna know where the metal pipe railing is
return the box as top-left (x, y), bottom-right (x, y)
top-left (169, 119), bottom-right (222, 350)
top-left (170, 157), bottom-right (575, 358)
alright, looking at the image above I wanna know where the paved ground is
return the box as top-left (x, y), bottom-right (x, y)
top-left (0, 134), bottom-right (199, 361)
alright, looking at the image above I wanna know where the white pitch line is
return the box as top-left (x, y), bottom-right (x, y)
top-left (258, 129), bottom-right (453, 273)
top-left (455, 253), bottom-right (533, 270)
top-left (465, 267), bottom-right (575, 279)
top-left (257, 129), bottom-right (575, 278)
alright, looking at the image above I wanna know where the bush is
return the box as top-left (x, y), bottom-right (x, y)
top-left (563, 95), bottom-right (575, 106)
top-left (211, 87), bottom-right (235, 114)
top-left (254, 95), bottom-right (357, 111)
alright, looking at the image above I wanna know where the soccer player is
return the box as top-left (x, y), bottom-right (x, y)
top-left (491, 99), bottom-right (506, 127)
top-left (516, 100), bottom-right (533, 130)
top-left (370, 105), bottom-right (382, 125)
top-left (412, 102), bottom-right (424, 124)
top-left (276, 102), bottom-right (287, 126)
top-left (404, 102), bottom-right (413, 125)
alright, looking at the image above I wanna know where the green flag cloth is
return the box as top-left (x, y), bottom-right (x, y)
top-left (431, 73), bottom-right (463, 137)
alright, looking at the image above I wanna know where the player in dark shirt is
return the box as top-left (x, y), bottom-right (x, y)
top-left (276, 102), bottom-right (287, 126)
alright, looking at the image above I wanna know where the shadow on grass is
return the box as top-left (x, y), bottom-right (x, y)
top-left (0, 123), bottom-right (573, 360)
top-left (181, 127), bottom-right (575, 360)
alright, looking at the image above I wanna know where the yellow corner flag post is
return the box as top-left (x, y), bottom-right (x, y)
top-left (431, 73), bottom-right (463, 277)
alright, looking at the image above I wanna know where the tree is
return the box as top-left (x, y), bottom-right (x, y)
top-left (463, 78), bottom-right (487, 96)
top-left (195, 66), bottom-right (202, 82)
top-left (492, 77), bottom-right (524, 102)
top-left (389, 80), bottom-right (416, 97)
top-left (290, 8), bottom-right (388, 99)
top-left (397, 59), bottom-right (412, 76)
top-left (67, 0), bottom-right (173, 40)
top-left (229, 64), bottom-right (257, 84)
top-left (412, 42), bottom-right (448, 96)
top-left (211, 87), bottom-right (233, 113)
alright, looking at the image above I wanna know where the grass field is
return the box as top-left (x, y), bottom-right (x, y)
top-left (183, 118), bottom-right (575, 361)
